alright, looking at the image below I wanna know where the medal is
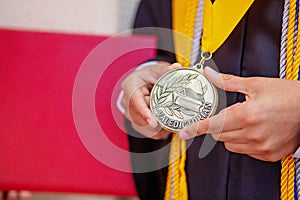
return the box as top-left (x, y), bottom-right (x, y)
top-left (150, 53), bottom-right (218, 133)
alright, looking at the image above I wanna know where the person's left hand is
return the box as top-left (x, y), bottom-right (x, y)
top-left (179, 67), bottom-right (300, 162)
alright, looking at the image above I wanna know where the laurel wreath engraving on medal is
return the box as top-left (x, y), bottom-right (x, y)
top-left (152, 73), bottom-right (208, 120)
top-left (150, 68), bottom-right (218, 132)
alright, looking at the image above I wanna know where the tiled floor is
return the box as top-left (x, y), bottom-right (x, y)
top-left (30, 193), bottom-right (138, 200)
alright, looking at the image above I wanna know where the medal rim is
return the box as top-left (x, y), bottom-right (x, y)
top-left (150, 67), bottom-right (218, 133)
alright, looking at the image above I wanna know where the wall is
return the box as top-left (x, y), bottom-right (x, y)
top-left (0, 0), bottom-right (140, 35)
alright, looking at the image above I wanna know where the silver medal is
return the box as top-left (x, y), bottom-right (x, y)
top-left (150, 65), bottom-right (218, 133)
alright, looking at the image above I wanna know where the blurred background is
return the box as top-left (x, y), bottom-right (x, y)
top-left (0, 0), bottom-right (140, 35)
top-left (0, 0), bottom-right (141, 199)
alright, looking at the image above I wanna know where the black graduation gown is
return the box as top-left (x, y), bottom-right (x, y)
top-left (126, 0), bottom-right (282, 199)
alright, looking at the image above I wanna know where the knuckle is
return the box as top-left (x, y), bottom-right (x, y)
top-left (245, 77), bottom-right (259, 89)
top-left (259, 154), bottom-right (279, 162)
top-left (149, 131), bottom-right (168, 140)
top-left (224, 143), bottom-right (236, 153)
top-left (128, 95), bottom-right (136, 107)
top-left (222, 74), bottom-right (235, 90)
top-left (246, 131), bottom-right (264, 143)
top-left (149, 135), bottom-right (162, 140)
top-left (242, 106), bottom-right (262, 126)
top-left (245, 77), bottom-right (256, 84)
top-left (121, 74), bottom-right (133, 90)
top-left (244, 113), bottom-right (258, 126)
top-left (211, 133), bottom-right (221, 141)
top-left (222, 74), bottom-right (234, 81)
top-left (266, 155), bottom-right (280, 162)
top-left (255, 142), bottom-right (272, 154)
top-left (152, 70), bottom-right (165, 80)
top-left (249, 155), bottom-right (270, 162)
top-left (201, 119), bottom-right (211, 133)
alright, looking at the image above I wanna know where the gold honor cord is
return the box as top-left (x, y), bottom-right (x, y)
top-left (167, 0), bottom-right (254, 200)
top-left (280, 0), bottom-right (299, 199)
top-left (165, 1), bottom-right (199, 199)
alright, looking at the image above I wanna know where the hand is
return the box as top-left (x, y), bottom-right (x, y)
top-left (0, 191), bottom-right (31, 200)
top-left (121, 62), bottom-right (180, 139)
top-left (179, 67), bottom-right (300, 162)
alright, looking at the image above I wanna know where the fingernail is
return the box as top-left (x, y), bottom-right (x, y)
top-left (179, 131), bottom-right (191, 139)
top-left (145, 109), bottom-right (152, 119)
top-left (146, 114), bottom-right (157, 128)
top-left (171, 63), bottom-right (182, 68)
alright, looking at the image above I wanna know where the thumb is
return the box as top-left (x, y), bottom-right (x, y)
top-left (204, 67), bottom-right (250, 94)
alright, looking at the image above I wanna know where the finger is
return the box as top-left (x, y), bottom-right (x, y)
top-left (248, 142), bottom-right (297, 162)
top-left (179, 105), bottom-right (244, 139)
top-left (219, 102), bottom-right (242, 114)
top-left (142, 63), bottom-right (181, 84)
top-left (127, 90), bottom-right (152, 126)
top-left (145, 96), bottom-right (150, 107)
top-left (129, 97), bottom-right (158, 128)
top-left (224, 142), bottom-right (281, 161)
top-left (204, 67), bottom-right (251, 95)
top-left (248, 154), bottom-right (281, 162)
top-left (224, 143), bottom-right (258, 155)
top-left (128, 107), bottom-right (153, 127)
top-left (170, 62), bottom-right (182, 69)
top-left (132, 122), bottom-right (170, 140)
top-left (211, 129), bottom-right (244, 143)
top-left (122, 91), bottom-right (145, 122)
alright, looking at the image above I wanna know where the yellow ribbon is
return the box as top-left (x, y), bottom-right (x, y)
top-left (202, 0), bottom-right (254, 53)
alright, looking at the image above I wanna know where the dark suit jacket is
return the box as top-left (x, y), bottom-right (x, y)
top-left (127, 0), bottom-right (282, 199)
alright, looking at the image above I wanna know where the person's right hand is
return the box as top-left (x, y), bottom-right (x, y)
top-left (121, 62), bottom-right (181, 139)
top-left (0, 191), bottom-right (31, 200)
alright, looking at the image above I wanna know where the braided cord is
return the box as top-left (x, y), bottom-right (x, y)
top-left (164, 134), bottom-right (188, 200)
top-left (288, 156), bottom-right (296, 200)
top-left (164, 1), bottom-right (199, 199)
top-left (281, 155), bottom-right (295, 200)
top-left (282, 156), bottom-right (290, 200)
top-left (181, 0), bottom-right (199, 67)
top-left (294, 1), bottom-right (300, 199)
top-left (164, 134), bottom-right (181, 200)
top-left (280, 0), bottom-right (299, 199)
top-left (190, 0), bottom-right (204, 65)
top-left (296, 158), bottom-right (300, 199)
top-left (294, 0), bottom-right (300, 74)
top-left (286, 0), bottom-right (297, 80)
top-left (280, 0), bottom-right (290, 79)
